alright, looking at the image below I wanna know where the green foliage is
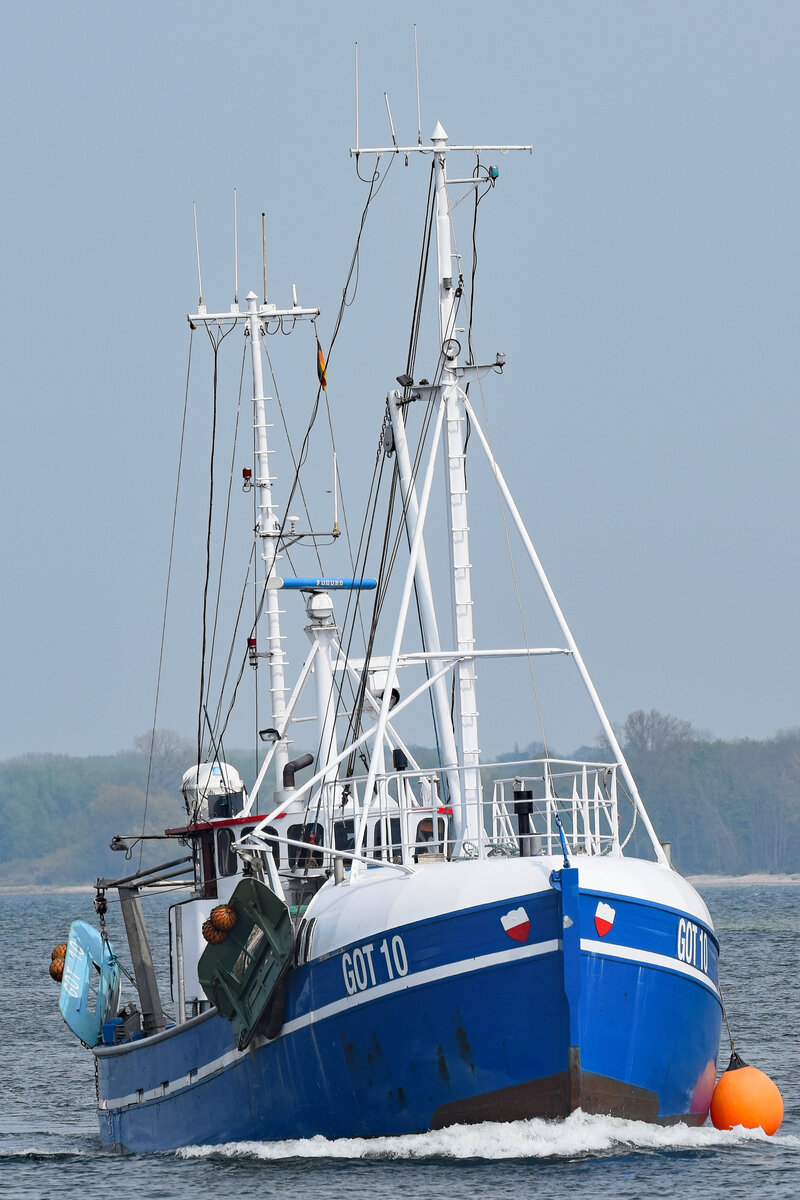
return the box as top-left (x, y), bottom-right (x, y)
top-left (619, 712), bottom-right (800, 874)
top-left (2, 717), bottom-right (799, 884)
top-left (0, 732), bottom-right (197, 885)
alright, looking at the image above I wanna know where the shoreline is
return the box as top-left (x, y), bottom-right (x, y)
top-left (686, 873), bottom-right (800, 887)
top-left (2, 873), bottom-right (800, 896)
top-left (0, 884), bottom-right (96, 895)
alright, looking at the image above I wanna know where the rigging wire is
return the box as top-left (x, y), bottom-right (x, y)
top-left (342, 428), bottom-right (399, 775)
top-left (405, 161), bottom-right (436, 378)
top-left (341, 332), bottom-right (454, 777)
top-left (196, 322), bottom-right (235, 767)
top-left (299, 155), bottom-right (491, 810)
top-left (337, 168), bottom-right (456, 782)
top-left (210, 543), bottom-right (256, 736)
top-left (321, 409), bottom-right (398, 780)
top-left (204, 337), bottom-right (247, 715)
top-left (325, 155), bottom-right (394, 372)
top-left (467, 155), bottom-right (494, 364)
top-left (263, 330), bottom-right (325, 574)
top-left (212, 164), bottom-right (392, 751)
top-left (140, 330), bottom-right (195, 846)
top-left (462, 157), bottom-right (554, 768)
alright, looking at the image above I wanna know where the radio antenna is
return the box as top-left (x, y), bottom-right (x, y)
top-left (261, 212), bottom-right (267, 304)
top-left (352, 42), bottom-right (359, 153)
top-left (413, 25), bottom-right (422, 144)
top-left (193, 202), bottom-right (204, 308)
top-left (233, 188), bottom-right (239, 306)
top-left (384, 92), bottom-right (398, 149)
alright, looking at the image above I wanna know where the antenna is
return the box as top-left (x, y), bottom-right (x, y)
top-left (233, 188), bottom-right (239, 305)
top-left (193, 202), bottom-right (204, 307)
top-left (261, 212), bottom-right (267, 304)
top-left (384, 92), bottom-right (398, 149)
top-left (352, 42), bottom-right (359, 153)
top-left (413, 25), bottom-right (422, 145)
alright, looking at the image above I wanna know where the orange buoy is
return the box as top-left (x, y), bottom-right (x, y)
top-left (51, 943), bottom-right (67, 960)
top-left (50, 957), bottom-right (65, 982)
top-left (202, 918), bottom-right (228, 945)
top-left (209, 904), bottom-right (238, 932)
top-left (710, 1051), bottom-right (783, 1135)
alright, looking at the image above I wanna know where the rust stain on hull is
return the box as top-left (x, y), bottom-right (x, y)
top-left (432, 1047), bottom-right (705, 1129)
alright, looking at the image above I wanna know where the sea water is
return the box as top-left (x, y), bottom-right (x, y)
top-left (1, 885), bottom-right (797, 1199)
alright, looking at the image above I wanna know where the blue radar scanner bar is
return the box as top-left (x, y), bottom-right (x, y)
top-left (276, 577), bottom-right (377, 591)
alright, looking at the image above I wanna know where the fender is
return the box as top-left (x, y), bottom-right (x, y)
top-left (59, 920), bottom-right (121, 1047)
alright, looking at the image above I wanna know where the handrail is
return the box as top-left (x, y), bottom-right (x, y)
top-left (234, 830), bottom-right (415, 876)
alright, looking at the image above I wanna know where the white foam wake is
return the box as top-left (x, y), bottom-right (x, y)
top-left (177, 1110), bottom-right (797, 1160)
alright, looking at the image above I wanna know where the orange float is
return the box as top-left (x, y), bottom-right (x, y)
top-left (50, 958), bottom-right (65, 982)
top-left (202, 918), bottom-right (228, 945)
top-left (209, 904), bottom-right (238, 932)
top-left (51, 943), bottom-right (68, 960)
top-left (710, 1051), bottom-right (783, 1135)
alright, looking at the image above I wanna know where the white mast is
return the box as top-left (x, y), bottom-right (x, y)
top-left (188, 287), bottom-right (320, 782)
top-left (432, 121), bottom-right (482, 835)
top-left (246, 291), bottom-right (290, 780)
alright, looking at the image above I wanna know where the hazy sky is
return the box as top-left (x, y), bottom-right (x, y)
top-left (1, 1), bottom-right (798, 764)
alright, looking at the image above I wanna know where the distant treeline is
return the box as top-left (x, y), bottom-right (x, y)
top-left (0, 732), bottom-right (259, 887)
top-left (1, 713), bottom-right (799, 885)
top-left (610, 710), bottom-right (800, 875)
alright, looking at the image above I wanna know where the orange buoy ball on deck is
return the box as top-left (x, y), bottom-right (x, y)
top-left (202, 919), bottom-right (228, 945)
top-left (710, 1052), bottom-right (783, 1135)
top-left (209, 904), bottom-right (237, 932)
top-left (50, 958), bottom-right (65, 982)
top-left (51, 944), bottom-right (67, 960)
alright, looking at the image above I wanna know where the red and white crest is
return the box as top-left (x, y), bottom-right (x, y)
top-left (594, 901), bottom-right (616, 937)
top-left (501, 906), bottom-right (530, 943)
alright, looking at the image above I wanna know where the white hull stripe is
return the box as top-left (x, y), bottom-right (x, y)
top-left (100, 935), bottom-right (716, 1111)
top-left (99, 1045), bottom-right (247, 1111)
top-left (580, 938), bottom-right (720, 997)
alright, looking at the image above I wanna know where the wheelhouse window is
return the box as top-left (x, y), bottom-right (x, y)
top-left (333, 819), bottom-right (355, 869)
top-left (372, 816), bottom-right (402, 861)
top-left (287, 822), bottom-right (324, 869)
top-left (412, 814), bottom-right (449, 860)
top-left (216, 827), bottom-right (238, 877)
top-left (217, 824), bottom-right (276, 875)
top-left (263, 825), bottom-right (280, 867)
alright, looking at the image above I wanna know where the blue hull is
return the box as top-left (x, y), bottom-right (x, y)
top-left (96, 870), bottom-right (721, 1152)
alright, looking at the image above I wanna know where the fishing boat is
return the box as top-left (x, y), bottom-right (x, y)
top-left (55, 117), bottom-right (723, 1154)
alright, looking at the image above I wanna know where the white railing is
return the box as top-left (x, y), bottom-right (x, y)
top-left (490, 759), bottom-right (621, 857)
top-left (237, 757), bottom-right (624, 875)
